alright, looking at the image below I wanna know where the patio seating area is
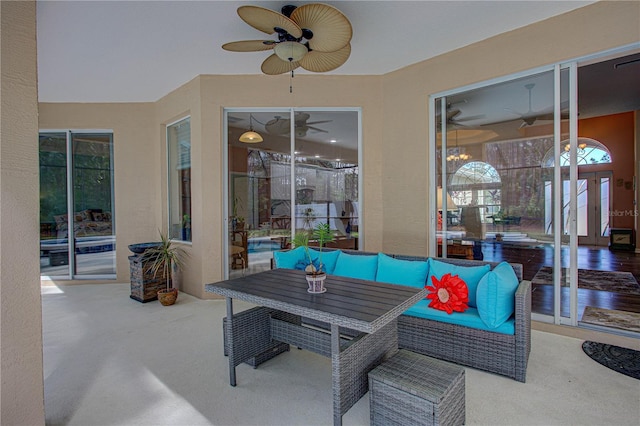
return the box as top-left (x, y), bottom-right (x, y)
top-left (40, 283), bottom-right (639, 425)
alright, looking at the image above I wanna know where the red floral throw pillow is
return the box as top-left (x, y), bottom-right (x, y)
top-left (426, 273), bottom-right (469, 314)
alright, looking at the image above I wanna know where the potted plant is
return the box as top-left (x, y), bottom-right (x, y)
top-left (312, 222), bottom-right (335, 272)
top-left (291, 231), bottom-right (314, 271)
top-left (181, 214), bottom-right (191, 241)
top-left (291, 223), bottom-right (334, 293)
top-left (143, 230), bottom-right (188, 306)
top-left (231, 196), bottom-right (245, 231)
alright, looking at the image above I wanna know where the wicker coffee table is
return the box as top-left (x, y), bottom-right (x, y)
top-left (206, 268), bottom-right (427, 426)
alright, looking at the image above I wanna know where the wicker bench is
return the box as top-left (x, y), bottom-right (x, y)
top-left (222, 306), bottom-right (293, 368)
top-left (369, 349), bottom-right (465, 426)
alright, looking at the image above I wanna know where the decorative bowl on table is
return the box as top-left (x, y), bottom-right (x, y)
top-left (128, 242), bottom-right (162, 254)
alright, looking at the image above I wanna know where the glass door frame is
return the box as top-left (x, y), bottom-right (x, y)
top-left (430, 42), bottom-right (640, 327)
top-left (429, 63), bottom-right (579, 325)
top-left (223, 107), bottom-right (363, 279)
top-left (39, 129), bottom-right (116, 281)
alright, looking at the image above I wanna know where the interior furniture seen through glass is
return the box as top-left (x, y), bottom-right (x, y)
top-left (39, 131), bottom-right (116, 278)
top-left (227, 109), bottom-right (360, 278)
top-left (167, 117), bottom-right (192, 242)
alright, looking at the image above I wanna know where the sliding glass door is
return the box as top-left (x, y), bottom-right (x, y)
top-left (432, 67), bottom-right (576, 325)
top-left (225, 108), bottom-right (360, 279)
top-left (39, 131), bottom-right (116, 279)
top-left (294, 110), bottom-right (359, 252)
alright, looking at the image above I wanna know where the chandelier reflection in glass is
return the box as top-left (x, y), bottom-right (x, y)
top-left (445, 130), bottom-right (471, 162)
top-left (446, 147), bottom-right (472, 162)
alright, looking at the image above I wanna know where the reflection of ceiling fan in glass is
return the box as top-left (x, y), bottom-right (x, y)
top-left (436, 100), bottom-right (485, 131)
top-left (503, 83), bottom-right (570, 127)
top-left (221, 3), bottom-right (352, 75)
top-left (265, 113), bottom-right (331, 137)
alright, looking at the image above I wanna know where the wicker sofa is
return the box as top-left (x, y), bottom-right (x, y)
top-left (273, 248), bottom-right (531, 382)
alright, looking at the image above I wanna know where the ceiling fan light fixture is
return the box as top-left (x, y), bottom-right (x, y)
top-left (274, 41), bottom-right (308, 62)
top-left (239, 115), bottom-right (263, 143)
top-left (239, 130), bottom-right (263, 143)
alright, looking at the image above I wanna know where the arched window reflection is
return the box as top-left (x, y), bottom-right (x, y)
top-left (542, 137), bottom-right (612, 167)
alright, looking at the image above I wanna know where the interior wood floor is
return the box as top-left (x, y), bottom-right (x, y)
top-left (479, 242), bottom-right (640, 320)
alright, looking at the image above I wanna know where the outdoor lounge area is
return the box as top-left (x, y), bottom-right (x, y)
top-left (41, 283), bottom-right (639, 425)
top-left (3, 2), bottom-right (640, 425)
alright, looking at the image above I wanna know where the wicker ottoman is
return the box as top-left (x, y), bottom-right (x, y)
top-left (368, 349), bottom-right (465, 426)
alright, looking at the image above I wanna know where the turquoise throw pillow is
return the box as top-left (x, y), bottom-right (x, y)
top-left (308, 248), bottom-right (341, 274)
top-left (375, 253), bottom-right (429, 288)
top-left (476, 261), bottom-right (520, 328)
top-left (333, 252), bottom-right (378, 281)
top-left (428, 259), bottom-right (490, 307)
top-left (273, 247), bottom-right (305, 269)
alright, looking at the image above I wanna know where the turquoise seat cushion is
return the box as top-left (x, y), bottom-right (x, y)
top-left (333, 252), bottom-right (378, 281)
top-left (375, 253), bottom-right (429, 288)
top-left (272, 247), bottom-right (305, 269)
top-left (403, 299), bottom-right (515, 335)
top-left (427, 259), bottom-right (490, 308)
top-left (476, 261), bottom-right (520, 328)
top-left (308, 248), bottom-right (341, 274)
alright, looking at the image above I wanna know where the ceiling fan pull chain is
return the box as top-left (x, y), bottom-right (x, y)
top-left (290, 69), bottom-right (294, 93)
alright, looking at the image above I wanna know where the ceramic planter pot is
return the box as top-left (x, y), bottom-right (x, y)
top-left (306, 272), bottom-right (327, 293)
top-left (158, 288), bottom-right (178, 306)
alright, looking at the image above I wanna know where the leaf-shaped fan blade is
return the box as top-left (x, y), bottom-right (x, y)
top-left (300, 43), bottom-right (351, 73)
top-left (238, 5), bottom-right (302, 38)
top-left (261, 54), bottom-right (300, 75)
top-left (222, 40), bottom-right (275, 52)
top-left (307, 125), bottom-right (329, 133)
top-left (291, 3), bottom-right (352, 52)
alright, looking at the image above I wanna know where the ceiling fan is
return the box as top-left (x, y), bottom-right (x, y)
top-left (221, 3), bottom-right (352, 75)
top-left (435, 100), bottom-right (485, 130)
top-left (505, 83), bottom-right (564, 128)
top-left (266, 113), bottom-right (331, 137)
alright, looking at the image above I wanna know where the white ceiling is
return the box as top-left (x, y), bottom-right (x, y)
top-left (36, 0), bottom-right (597, 103)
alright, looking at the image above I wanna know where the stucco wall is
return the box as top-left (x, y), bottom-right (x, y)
top-left (0, 1), bottom-right (45, 424)
top-left (38, 103), bottom-right (158, 284)
top-left (176, 74), bottom-right (384, 298)
top-left (38, 75), bottom-right (384, 298)
top-left (36, 1), bottom-right (639, 297)
top-left (380, 0), bottom-right (640, 256)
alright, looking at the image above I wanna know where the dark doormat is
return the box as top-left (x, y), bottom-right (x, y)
top-left (531, 267), bottom-right (640, 295)
top-left (582, 341), bottom-right (640, 380)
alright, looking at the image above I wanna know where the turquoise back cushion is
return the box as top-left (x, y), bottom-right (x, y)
top-left (476, 261), bottom-right (520, 328)
top-left (427, 259), bottom-right (490, 307)
top-left (272, 247), bottom-right (305, 269)
top-left (308, 248), bottom-right (341, 274)
top-left (333, 252), bottom-right (378, 281)
top-left (375, 253), bottom-right (429, 288)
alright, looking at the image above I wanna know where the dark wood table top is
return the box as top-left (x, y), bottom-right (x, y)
top-left (206, 268), bottom-right (427, 334)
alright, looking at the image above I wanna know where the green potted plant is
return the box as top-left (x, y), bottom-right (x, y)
top-left (291, 231), bottom-right (314, 271)
top-left (231, 196), bottom-right (245, 231)
top-left (181, 214), bottom-right (191, 241)
top-left (143, 230), bottom-right (188, 306)
top-left (312, 222), bottom-right (335, 273)
top-left (291, 223), bottom-right (334, 293)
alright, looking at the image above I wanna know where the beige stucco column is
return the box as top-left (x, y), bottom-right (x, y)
top-left (1, 1), bottom-right (45, 424)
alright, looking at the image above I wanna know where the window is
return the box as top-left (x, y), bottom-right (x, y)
top-left (167, 117), bottom-right (191, 241)
top-left (449, 161), bottom-right (502, 218)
